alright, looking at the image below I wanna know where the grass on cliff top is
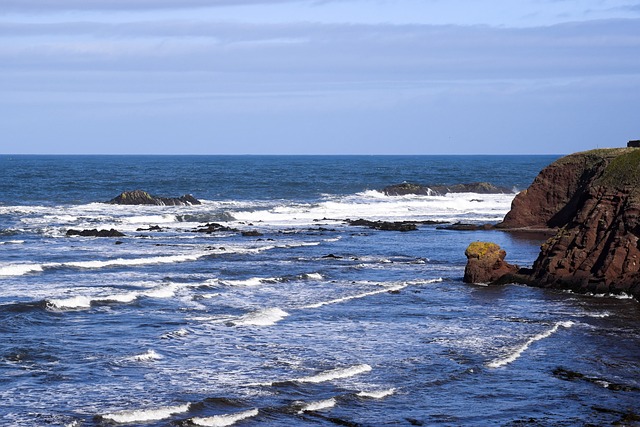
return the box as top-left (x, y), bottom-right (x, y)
top-left (555, 147), bottom-right (634, 167)
top-left (598, 148), bottom-right (640, 188)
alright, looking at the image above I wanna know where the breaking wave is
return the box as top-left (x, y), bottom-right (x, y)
top-left (232, 308), bottom-right (289, 326)
top-left (357, 388), bottom-right (396, 399)
top-left (487, 321), bottom-right (575, 368)
top-left (297, 398), bottom-right (336, 413)
top-left (292, 364), bottom-right (372, 384)
top-left (101, 402), bottom-right (191, 423)
top-left (190, 409), bottom-right (259, 427)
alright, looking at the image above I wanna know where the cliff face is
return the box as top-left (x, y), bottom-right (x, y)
top-left (497, 149), bottom-right (631, 229)
top-left (499, 148), bottom-right (640, 297)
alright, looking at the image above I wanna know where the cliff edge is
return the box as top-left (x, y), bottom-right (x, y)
top-left (498, 148), bottom-right (640, 298)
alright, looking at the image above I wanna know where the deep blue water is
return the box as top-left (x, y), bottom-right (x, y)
top-left (0, 155), bottom-right (639, 427)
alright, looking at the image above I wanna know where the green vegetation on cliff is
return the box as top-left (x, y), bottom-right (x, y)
top-left (597, 148), bottom-right (640, 189)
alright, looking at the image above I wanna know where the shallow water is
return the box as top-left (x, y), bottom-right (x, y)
top-left (1, 155), bottom-right (639, 426)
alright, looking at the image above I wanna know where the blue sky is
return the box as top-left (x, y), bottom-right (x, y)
top-left (1, 0), bottom-right (639, 154)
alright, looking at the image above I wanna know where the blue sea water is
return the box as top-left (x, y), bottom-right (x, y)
top-left (0, 155), bottom-right (639, 427)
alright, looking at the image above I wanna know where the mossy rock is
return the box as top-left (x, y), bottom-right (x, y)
top-left (464, 241), bottom-right (501, 259)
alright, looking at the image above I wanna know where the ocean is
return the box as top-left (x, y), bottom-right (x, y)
top-left (0, 155), bottom-right (639, 427)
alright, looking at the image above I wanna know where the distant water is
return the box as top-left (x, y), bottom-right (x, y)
top-left (1, 155), bottom-right (639, 427)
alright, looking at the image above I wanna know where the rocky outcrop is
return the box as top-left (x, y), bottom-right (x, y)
top-left (66, 229), bottom-right (125, 237)
top-left (463, 241), bottom-right (518, 284)
top-left (346, 218), bottom-right (418, 232)
top-left (383, 182), bottom-right (511, 196)
top-left (496, 149), bottom-right (630, 229)
top-left (495, 148), bottom-right (640, 298)
top-left (108, 190), bottom-right (201, 206)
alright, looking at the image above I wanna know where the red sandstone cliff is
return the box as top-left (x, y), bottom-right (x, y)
top-left (498, 148), bottom-right (640, 298)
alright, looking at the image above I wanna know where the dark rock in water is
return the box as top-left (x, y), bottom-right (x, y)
top-left (66, 229), bottom-right (125, 237)
top-left (346, 218), bottom-right (418, 232)
top-left (553, 367), bottom-right (639, 391)
top-left (322, 253), bottom-right (342, 259)
top-left (463, 241), bottom-right (518, 284)
top-left (383, 182), bottom-right (511, 196)
top-left (437, 222), bottom-right (494, 231)
top-left (241, 230), bottom-right (263, 237)
top-left (193, 223), bottom-right (238, 233)
top-left (495, 148), bottom-right (640, 298)
top-left (108, 190), bottom-right (201, 206)
top-left (136, 225), bottom-right (164, 232)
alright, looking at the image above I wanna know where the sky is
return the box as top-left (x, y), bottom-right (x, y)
top-left (1, 0), bottom-right (639, 154)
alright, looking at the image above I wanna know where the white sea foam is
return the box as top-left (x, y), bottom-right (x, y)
top-left (128, 349), bottom-right (163, 362)
top-left (102, 403), bottom-right (190, 423)
top-left (0, 263), bottom-right (45, 276)
top-left (232, 308), bottom-right (289, 326)
top-left (100, 292), bottom-right (139, 303)
top-left (298, 398), bottom-right (336, 413)
top-left (293, 364), bottom-right (372, 383)
top-left (0, 240), bottom-right (24, 245)
top-left (47, 295), bottom-right (93, 310)
top-left (221, 277), bottom-right (270, 287)
top-left (191, 409), bottom-right (259, 427)
top-left (301, 284), bottom-right (408, 309)
top-left (143, 283), bottom-right (180, 299)
top-left (357, 388), bottom-right (396, 399)
top-left (487, 321), bottom-right (575, 368)
top-left (232, 192), bottom-right (514, 226)
top-left (65, 253), bottom-right (204, 269)
top-left (302, 273), bottom-right (323, 280)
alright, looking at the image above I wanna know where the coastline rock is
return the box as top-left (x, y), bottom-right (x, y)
top-left (463, 241), bottom-right (518, 284)
top-left (495, 148), bottom-right (640, 298)
top-left (108, 190), bottom-right (201, 206)
top-left (241, 230), bottom-right (264, 237)
top-left (346, 218), bottom-right (418, 232)
top-left (66, 229), bottom-right (125, 237)
top-left (193, 223), bottom-right (238, 233)
top-left (383, 182), bottom-right (511, 196)
top-left (496, 149), bottom-right (630, 229)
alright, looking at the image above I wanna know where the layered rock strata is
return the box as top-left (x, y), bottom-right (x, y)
top-left (494, 148), bottom-right (640, 298)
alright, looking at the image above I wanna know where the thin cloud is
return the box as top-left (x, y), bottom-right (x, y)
top-left (1, 19), bottom-right (638, 80)
top-left (0, 0), bottom-right (313, 12)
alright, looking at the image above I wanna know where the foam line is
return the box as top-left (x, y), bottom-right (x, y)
top-left (191, 409), bottom-right (259, 427)
top-left (101, 403), bottom-right (191, 423)
top-left (293, 364), bottom-right (372, 383)
top-left (487, 321), bottom-right (575, 368)
top-left (232, 308), bottom-right (289, 326)
top-left (357, 388), bottom-right (396, 399)
top-left (300, 285), bottom-right (407, 309)
top-left (298, 398), bottom-right (336, 414)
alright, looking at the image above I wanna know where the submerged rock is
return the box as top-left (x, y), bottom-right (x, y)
top-left (463, 241), bottom-right (518, 284)
top-left (66, 229), bottom-right (125, 237)
top-left (193, 223), bottom-right (238, 233)
top-left (108, 190), bottom-right (201, 206)
top-left (346, 219), bottom-right (418, 232)
top-left (383, 182), bottom-right (511, 196)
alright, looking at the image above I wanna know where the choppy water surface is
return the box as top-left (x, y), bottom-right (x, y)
top-left (0, 155), bottom-right (639, 426)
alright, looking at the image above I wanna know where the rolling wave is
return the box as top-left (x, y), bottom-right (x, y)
top-left (190, 409), bottom-right (259, 427)
top-left (487, 321), bottom-right (575, 368)
top-left (101, 402), bottom-right (191, 423)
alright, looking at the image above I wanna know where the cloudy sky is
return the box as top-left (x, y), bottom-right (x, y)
top-left (1, 0), bottom-right (639, 154)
